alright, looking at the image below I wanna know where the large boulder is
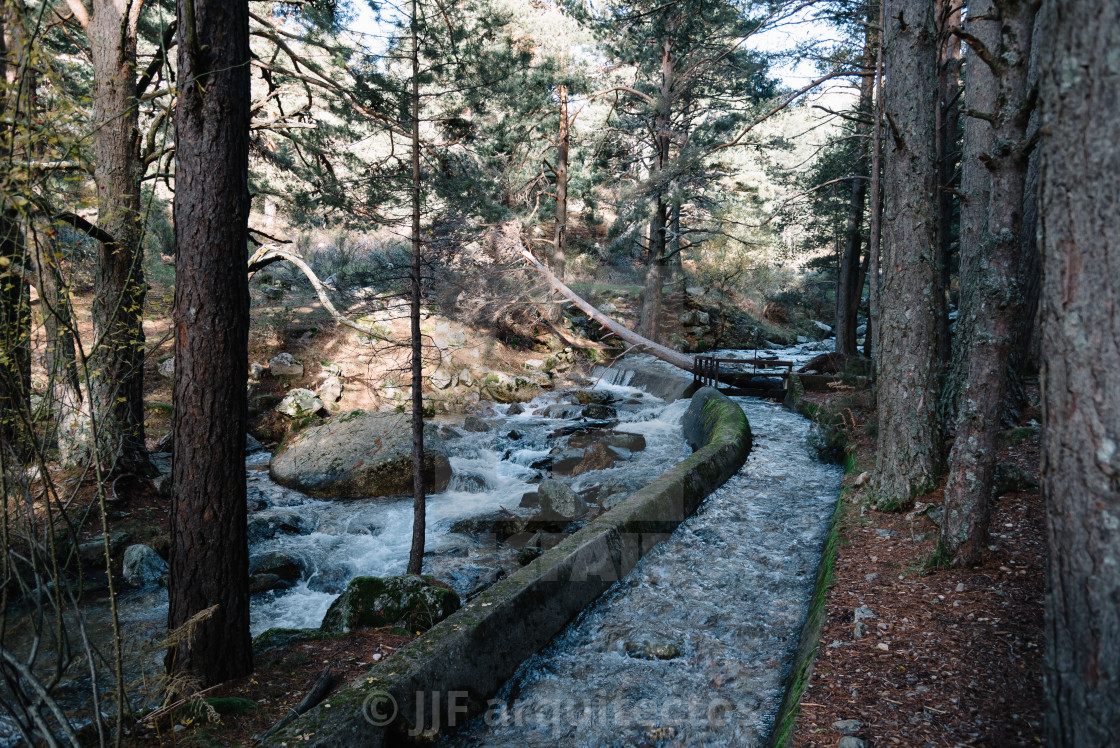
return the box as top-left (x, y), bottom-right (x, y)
top-left (122, 545), bottom-right (168, 587)
top-left (320, 575), bottom-right (460, 634)
top-left (537, 479), bottom-right (587, 520)
top-left (269, 410), bottom-right (452, 498)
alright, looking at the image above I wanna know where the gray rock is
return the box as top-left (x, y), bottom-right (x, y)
top-left (78, 531), bottom-right (131, 566)
top-left (249, 573), bottom-right (290, 595)
top-left (832, 719), bottom-right (862, 734)
top-left (269, 352), bottom-right (304, 378)
top-left (450, 511), bottom-right (528, 541)
top-left (122, 545), bottom-right (168, 587)
top-left (854, 606), bottom-right (875, 621)
top-left (462, 414), bottom-right (489, 432)
top-left (247, 512), bottom-right (313, 543)
top-left (430, 369), bottom-right (456, 390)
top-left (246, 433), bottom-right (264, 453)
top-left (572, 390), bottom-right (614, 405)
top-left (320, 575), bottom-right (460, 634)
top-left (678, 310), bottom-right (710, 326)
top-left (582, 404), bottom-right (617, 420)
top-left (157, 357), bottom-right (174, 380)
top-left (838, 738), bottom-right (868, 748)
top-left (249, 361), bottom-right (265, 380)
top-left (852, 621), bottom-right (869, 639)
top-left (538, 479), bottom-right (587, 520)
top-left (276, 388), bottom-right (323, 417)
top-left (482, 374), bottom-right (544, 404)
top-left (249, 551), bottom-right (303, 581)
top-left (812, 319), bottom-right (834, 334)
top-left (543, 404), bottom-right (582, 419)
top-left (598, 301), bottom-right (617, 315)
top-left (269, 410), bottom-right (452, 498)
top-left (507, 402), bottom-right (524, 415)
top-left (319, 376), bottom-right (343, 403)
top-left (796, 335), bottom-right (809, 344)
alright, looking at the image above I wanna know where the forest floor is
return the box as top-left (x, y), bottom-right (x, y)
top-left (792, 388), bottom-right (1046, 748)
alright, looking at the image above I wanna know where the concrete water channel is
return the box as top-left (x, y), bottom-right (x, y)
top-left (440, 394), bottom-right (843, 747)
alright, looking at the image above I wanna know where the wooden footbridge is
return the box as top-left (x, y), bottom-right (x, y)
top-left (692, 354), bottom-right (795, 398)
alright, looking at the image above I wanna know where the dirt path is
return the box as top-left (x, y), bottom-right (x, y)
top-left (793, 396), bottom-right (1045, 747)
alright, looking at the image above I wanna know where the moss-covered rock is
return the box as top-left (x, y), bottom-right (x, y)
top-left (320, 575), bottom-right (460, 635)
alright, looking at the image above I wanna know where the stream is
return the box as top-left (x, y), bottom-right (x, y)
top-left (0, 339), bottom-right (839, 746)
top-left (442, 393), bottom-right (843, 747)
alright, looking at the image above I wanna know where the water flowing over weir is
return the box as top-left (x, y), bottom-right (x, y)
top-left (441, 396), bottom-right (843, 748)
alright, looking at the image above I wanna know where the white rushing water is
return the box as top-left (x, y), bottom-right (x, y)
top-left (443, 395), bottom-right (843, 748)
top-left (246, 378), bottom-right (692, 635)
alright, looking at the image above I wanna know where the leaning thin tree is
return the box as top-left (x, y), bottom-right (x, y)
top-left (168, 0), bottom-right (253, 684)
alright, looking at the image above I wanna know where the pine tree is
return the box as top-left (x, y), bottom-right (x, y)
top-left (168, 0), bottom-right (253, 686)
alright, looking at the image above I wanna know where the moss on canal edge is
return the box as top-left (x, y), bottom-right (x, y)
top-left (262, 388), bottom-right (751, 748)
top-left (768, 369), bottom-right (863, 747)
top-left (767, 488), bottom-right (845, 747)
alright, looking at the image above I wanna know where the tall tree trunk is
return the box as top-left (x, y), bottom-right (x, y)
top-left (1009, 0), bottom-right (1052, 385)
top-left (940, 0), bottom-right (1038, 565)
top-left (638, 35), bottom-right (673, 343)
top-left (865, 0), bottom-right (885, 359)
top-left (552, 83), bottom-right (568, 280)
top-left (33, 235), bottom-right (87, 466)
top-left (0, 207), bottom-right (29, 463)
top-left (0, 10), bottom-right (31, 463)
top-left (943, 0), bottom-right (997, 425)
top-left (640, 199), bottom-right (667, 342)
top-left (934, 0), bottom-right (961, 368)
top-left (406, 0), bottom-right (426, 576)
top-left (168, 0), bottom-right (252, 686)
top-left (835, 34), bottom-right (875, 357)
top-left (1040, 0), bottom-right (1120, 741)
top-left (86, 0), bottom-right (149, 473)
top-left (666, 198), bottom-right (683, 293)
top-left (872, 0), bottom-right (942, 508)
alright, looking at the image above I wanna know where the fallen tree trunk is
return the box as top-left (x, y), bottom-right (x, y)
top-left (248, 245), bottom-right (396, 344)
top-left (516, 243), bottom-right (695, 373)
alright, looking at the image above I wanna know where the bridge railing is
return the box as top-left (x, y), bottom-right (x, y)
top-left (693, 355), bottom-right (795, 391)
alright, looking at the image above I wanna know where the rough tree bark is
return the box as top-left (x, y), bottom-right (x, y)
top-left (638, 35), bottom-right (673, 343)
top-left (943, 0), bottom-right (996, 425)
top-left (65, 0), bottom-right (150, 473)
top-left (835, 33), bottom-right (875, 357)
top-left (0, 9), bottom-right (31, 462)
top-left (33, 235), bottom-right (86, 466)
top-left (940, 0), bottom-right (1038, 565)
top-left (934, 0), bottom-right (961, 367)
top-left (872, 0), bottom-right (942, 508)
top-left (865, 0), bottom-right (885, 359)
top-left (168, 0), bottom-right (253, 685)
top-left (406, 0), bottom-right (426, 576)
top-left (1039, 0), bottom-right (1120, 742)
top-left (552, 83), bottom-right (568, 280)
